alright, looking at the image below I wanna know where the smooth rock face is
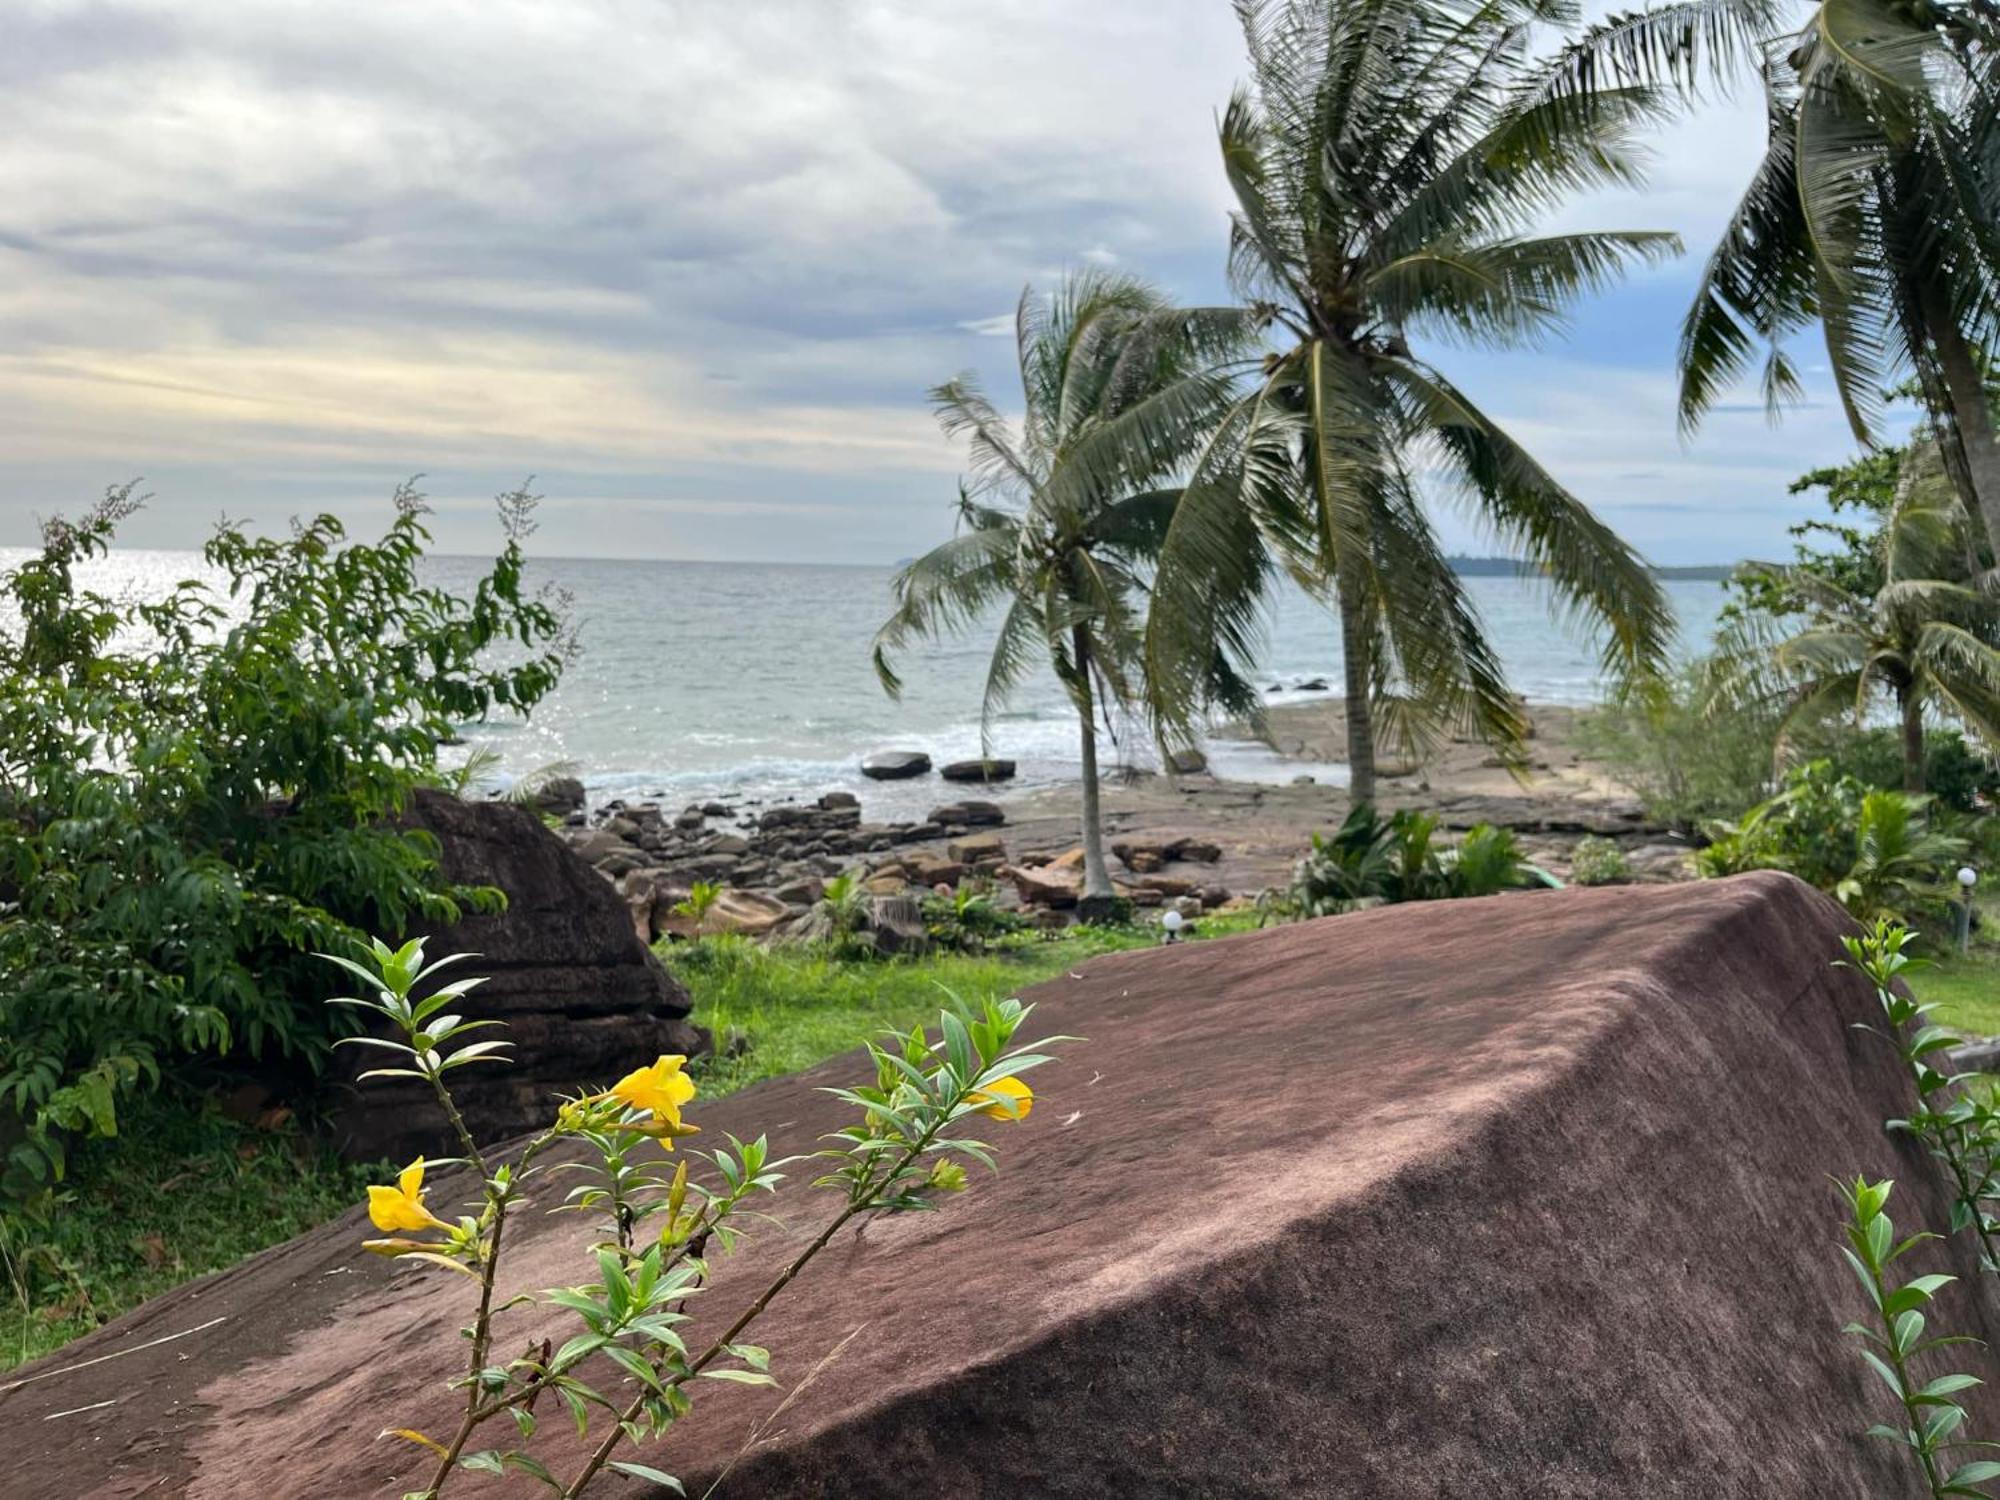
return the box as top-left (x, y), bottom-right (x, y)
top-left (330, 790), bottom-right (704, 1161)
top-left (939, 757), bottom-right (1017, 784)
top-left (11, 876), bottom-right (1985, 1499)
top-left (860, 750), bottom-right (932, 780)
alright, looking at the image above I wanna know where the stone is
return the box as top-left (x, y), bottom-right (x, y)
top-left (1297, 676), bottom-right (1329, 690)
top-left (772, 874), bottom-right (825, 907)
top-left (1003, 861), bottom-right (1081, 908)
top-left (904, 852), bottom-right (969, 888)
top-left (35, 877), bottom-right (1946, 1500)
top-left (1125, 849), bottom-right (1165, 874)
top-left (1112, 834), bottom-right (1188, 867)
top-left (602, 814), bottom-right (644, 841)
top-left (330, 791), bottom-right (703, 1161)
top-left (860, 751), bottom-right (932, 780)
top-left (702, 800), bottom-right (733, 817)
top-left (947, 830), bottom-right (1007, 866)
top-left (1165, 747), bottom-right (1209, 775)
top-left (567, 827), bottom-right (645, 866)
top-left (820, 790), bottom-right (860, 810)
top-left (927, 800), bottom-right (1006, 828)
top-left (1136, 873), bottom-right (1199, 897)
top-left (1177, 838), bottom-right (1223, 864)
top-left (704, 887), bottom-right (791, 938)
top-left (939, 757), bottom-right (1017, 784)
top-left (864, 893), bottom-right (930, 957)
top-left (863, 872), bottom-right (909, 896)
top-left (525, 774), bottom-right (586, 816)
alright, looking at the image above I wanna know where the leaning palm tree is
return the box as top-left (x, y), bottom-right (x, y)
top-left (1147, 0), bottom-right (1697, 806)
top-left (1718, 447), bottom-right (2000, 792)
top-left (1679, 0), bottom-right (2000, 550)
top-left (874, 273), bottom-right (1254, 910)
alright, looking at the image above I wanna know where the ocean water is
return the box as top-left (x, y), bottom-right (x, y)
top-left (0, 548), bottom-right (1726, 819)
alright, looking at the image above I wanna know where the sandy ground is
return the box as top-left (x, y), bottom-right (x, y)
top-left (980, 699), bottom-right (1690, 901)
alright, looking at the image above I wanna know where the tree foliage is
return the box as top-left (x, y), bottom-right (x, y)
top-left (0, 482), bottom-right (571, 1202)
top-left (874, 272), bottom-right (1256, 897)
top-left (1145, 0), bottom-right (1724, 795)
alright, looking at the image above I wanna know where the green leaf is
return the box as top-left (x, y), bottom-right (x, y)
top-left (607, 1461), bottom-right (686, 1493)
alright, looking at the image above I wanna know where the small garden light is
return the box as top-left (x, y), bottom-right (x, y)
top-left (1161, 909), bottom-right (1184, 944)
top-left (1957, 866), bottom-right (1978, 955)
top-left (1960, 867), bottom-right (1979, 890)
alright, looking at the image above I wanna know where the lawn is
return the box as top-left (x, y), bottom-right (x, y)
top-left (675, 918), bottom-right (1253, 1096)
top-left (1908, 893), bottom-right (2000, 1037)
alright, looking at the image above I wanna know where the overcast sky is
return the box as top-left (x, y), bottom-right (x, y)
top-left (3, 0), bottom-right (1858, 565)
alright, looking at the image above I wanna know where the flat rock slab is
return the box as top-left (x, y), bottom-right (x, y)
top-left (859, 751), bottom-right (931, 780)
top-left (9, 874), bottom-right (1985, 1497)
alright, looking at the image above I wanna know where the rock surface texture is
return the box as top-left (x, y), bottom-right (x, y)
top-left (331, 790), bottom-right (705, 1160)
top-left (8, 874), bottom-right (1982, 1498)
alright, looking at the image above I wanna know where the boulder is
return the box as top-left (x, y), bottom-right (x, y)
top-left (524, 773), bottom-right (586, 816)
top-left (927, 800), bottom-right (1006, 828)
top-left (939, 758), bottom-right (1017, 784)
top-left (860, 751), bottom-right (932, 781)
top-left (904, 851), bottom-right (969, 888)
top-left (772, 874), bottom-right (825, 907)
top-left (331, 791), bottom-right (703, 1160)
top-left (820, 791), bottom-right (860, 810)
top-left (1165, 747), bottom-right (1209, 775)
top-left (1003, 860), bottom-right (1081, 908)
top-left (566, 827), bottom-right (645, 866)
top-left (947, 830), bottom-right (1007, 866)
top-left (705, 887), bottom-right (791, 938)
top-left (22, 876), bottom-right (1975, 1500)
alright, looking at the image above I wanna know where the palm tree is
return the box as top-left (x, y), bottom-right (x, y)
top-left (1719, 446), bottom-right (2000, 792)
top-left (1678, 0), bottom-right (2000, 551)
top-left (873, 272), bottom-right (1254, 910)
top-left (1147, 0), bottom-right (1690, 806)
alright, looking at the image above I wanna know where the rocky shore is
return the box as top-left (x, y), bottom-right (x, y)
top-left (525, 698), bottom-right (1693, 944)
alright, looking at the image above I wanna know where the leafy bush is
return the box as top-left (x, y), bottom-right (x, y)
top-left (1577, 659), bottom-right (1784, 831)
top-left (1698, 762), bottom-right (1967, 926)
top-left (0, 482), bottom-right (570, 1202)
top-left (1800, 725), bottom-right (2000, 815)
top-left (920, 882), bottom-right (1027, 953)
top-left (1568, 835), bottom-right (1630, 886)
top-left (1280, 804), bottom-right (1555, 919)
top-left (809, 871), bottom-right (875, 959)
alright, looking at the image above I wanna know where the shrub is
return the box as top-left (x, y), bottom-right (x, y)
top-left (920, 881), bottom-right (1027, 953)
top-left (1577, 659), bottom-right (1783, 831)
top-left (327, 935), bottom-right (1067, 1498)
top-left (808, 871), bottom-right (876, 959)
top-left (0, 482), bottom-right (570, 1203)
top-left (1698, 762), bottom-right (1966, 926)
top-left (1568, 835), bottom-right (1630, 886)
top-left (1800, 725), bottom-right (2000, 815)
top-left (1282, 804), bottom-right (1555, 918)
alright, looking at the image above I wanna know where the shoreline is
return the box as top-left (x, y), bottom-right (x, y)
top-left (554, 698), bottom-right (1695, 934)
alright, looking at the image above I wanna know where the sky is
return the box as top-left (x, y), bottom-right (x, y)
top-left (3, 0), bottom-right (1863, 566)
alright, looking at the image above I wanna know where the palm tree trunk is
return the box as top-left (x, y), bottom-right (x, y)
top-left (1900, 687), bottom-right (1926, 795)
top-left (1337, 573), bottom-right (1377, 808)
top-left (1071, 626), bottom-right (1115, 900)
top-left (1923, 293), bottom-right (2000, 557)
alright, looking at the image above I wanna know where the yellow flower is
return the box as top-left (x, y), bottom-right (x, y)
top-left (610, 1055), bottom-right (697, 1127)
top-left (367, 1158), bottom-right (453, 1234)
top-left (970, 1075), bottom-right (1033, 1122)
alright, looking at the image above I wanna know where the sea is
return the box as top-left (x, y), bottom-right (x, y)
top-left (0, 549), bottom-right (1727, 820)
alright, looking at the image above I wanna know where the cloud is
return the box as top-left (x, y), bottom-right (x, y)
top-left (0, 0), bottom-right (1862, 561)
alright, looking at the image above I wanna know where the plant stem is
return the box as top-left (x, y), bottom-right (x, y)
top-left (557, 1122), bottom-right (946, 1498)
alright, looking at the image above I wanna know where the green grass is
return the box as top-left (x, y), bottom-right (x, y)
top-left (1909, 894), bottom-right (2000, 1037)
top-left (1, 1091), bottom-right (380, 1373)
top-left (676, 919), bottom-right (1254, 1097)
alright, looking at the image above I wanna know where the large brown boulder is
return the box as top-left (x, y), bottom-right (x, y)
top-left (330, 790), bottom-right (706, 1160)
top-left (8, 875), bottom-right (1987, 1497)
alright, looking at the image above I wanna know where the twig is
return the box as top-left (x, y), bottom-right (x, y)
top-left (0, 1316), bottom-right (227, 1395)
